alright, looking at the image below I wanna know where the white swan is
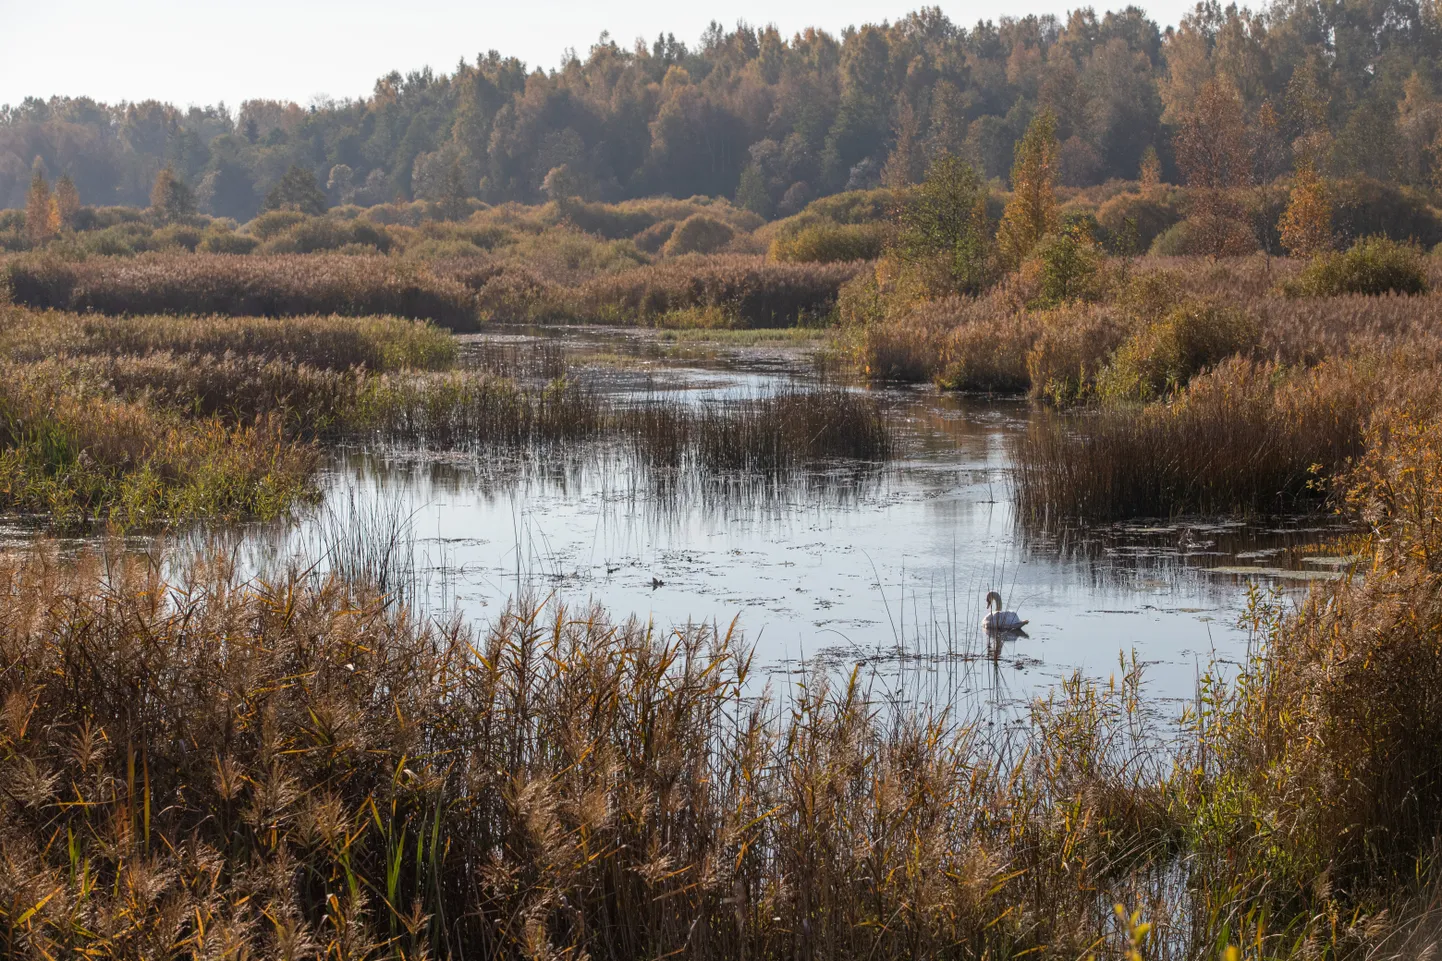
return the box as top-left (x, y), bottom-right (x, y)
top-left (983, 591), bottom-right (1028, 632)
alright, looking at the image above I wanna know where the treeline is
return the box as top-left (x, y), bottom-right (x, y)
top-left (5, 0), bottom-right (1442, 220)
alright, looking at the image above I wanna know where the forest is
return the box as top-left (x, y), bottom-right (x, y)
top-left (4, 0), bottom-right (1442, 219)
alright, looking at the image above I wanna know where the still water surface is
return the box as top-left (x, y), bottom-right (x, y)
top-left (250, 329), bottom-right (1343, 711)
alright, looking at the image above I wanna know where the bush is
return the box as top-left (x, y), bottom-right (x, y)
top-left (634, 220), bottom-right (677, 254)
top-left (1150, 216), bottom-right (1259, 256)
top-left (769, 222), bottom-right (885, 263)
top-left (1283, 236), bottom-right (1429, 297)
top-left (1331, 178), bottom-right (1442, 247)
top-left (563, 201), bottom-right (657, 239)
top-left (661, 214), bottom-right (736, 256)
top-left (1095, 192), bottom-right (1181, 253)
top-left (199, 228), bottom-right (260, 254)
top-left (1099, 300), bottom-right (1259, 401)
top-left (800, 188), bottom-right (895, 224)
top-left (258, 217), bottom-right (394, 254)
top-left (1021, 226), bottom-right (1106, 308)
top-left (246, 209), bottom-right (310, 240)
top-left (152, 224), bottom-right (203, 252)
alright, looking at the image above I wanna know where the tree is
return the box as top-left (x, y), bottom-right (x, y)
top-left (24, 165), bottom-right (53, 245)
top-left (438, 160), bottom-right (470, 221)
top-left (1175, 80), bottom-right (1252, 258)
top-left (893, 154), bottom-right (993, 295)
top-left (1278, 164), bottom-right (1332, 257)
top-left (1138, 145), bottom-right (1162, 192)
top-left (327, 164), bottom-right (355, 205)
top-left (150, 166), bottom-right (196, 222)
top-left (52, 174), bottom-right (80, 229)
top-left (735, 165), bottom-right (773, 218)
top-left (264, 165), bottom-right (327, 216)
top-left (997, 109), bottom-right (1060, 270)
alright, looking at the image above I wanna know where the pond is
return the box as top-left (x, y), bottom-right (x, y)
top-left (238, 327), bottom-right (1346, 713)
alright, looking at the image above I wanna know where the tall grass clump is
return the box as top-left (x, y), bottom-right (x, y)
top-left (1283, 236), bottom-right (1430, 297)
top-left (0, 362), bottom-right (317, 529)
top-left (1188, 403), bottom-right (1442, 906)
top-left (1013, 356), bottom-right (1387, 521)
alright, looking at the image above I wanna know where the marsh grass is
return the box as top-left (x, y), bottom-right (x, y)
top-left (3, 254), bottom-right (480, 329)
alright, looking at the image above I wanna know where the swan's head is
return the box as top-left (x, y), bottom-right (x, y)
top-left (985, 590), bottom-right (1002, 611)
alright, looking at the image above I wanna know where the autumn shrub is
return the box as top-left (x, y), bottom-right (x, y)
top-left (1283, 235), bottom-right (1429, 297)
top-left (661, 213), bottom-right (736, 255)
top-left (1025, 306), bottom-right (1130, 404)
top-left (1098, 300), bottom-right (1258, 401)
top-left (562, 200), bottom-right (657, 239)
top-left (768, 221), bottom-right (885, 263)
top-left (198, 226), bottom-right (260, 254)
top-left (1095, 191), bottom-right (1181, 253)
top-left (245, 208), bottom-right (309, 240)
top-left (257, 216), bottom-right (394, 254)
top-left (1330, 177), bottom-right (1442, 247)
top-left (1149, 215), bottom-right (1259, 256)
top-left (1020, 225), bottom-right (1107, 307)
top-left (633, 219), bottom-right (678, 253)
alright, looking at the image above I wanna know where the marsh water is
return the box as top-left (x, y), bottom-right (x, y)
top-left (248, 328), bottom-right (1345, 712)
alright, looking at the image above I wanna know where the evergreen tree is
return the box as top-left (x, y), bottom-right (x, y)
top-left (997, 109), bottom-right (1060, 269)
top-left (264, 165), bottom-right (327, 216)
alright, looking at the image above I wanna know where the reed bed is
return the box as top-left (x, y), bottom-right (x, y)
top-left (0, 360), bottom-right (317, 529)
top-left (3, 254), bottom-right (480, 330)
top-left (0, 305), bottom-right (457, 372)
top-left (357, 376), bottom-right (892, 469)
top-left (1010, 355), bottom-right (1419, 522)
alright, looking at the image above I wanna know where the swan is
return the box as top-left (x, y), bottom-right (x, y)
top-left (983, 591), bottom-right (1028, 632)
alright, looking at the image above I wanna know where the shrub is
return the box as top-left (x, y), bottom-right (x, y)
top-left (1095, 192), bottom-right (1181, 253)
top-left (661, 214), bottom-right (735, 256)
top-left (1149, 215), bottom-right (1259, 256)
top-left (769, 222), bottom-right (885, 263)
top-left (1098, 300), bottom-right (1259, 401)
top-left (1330, 177), bottom-right (1442, 247)
top-left (246, 208), bottom-right (309, 240)
top-left (199, 228), bottom-right (260, 254)
top-left (1021, 225), bottom-right (1106, 308)
top-left (800, 188), bottom-right (895, 224)
top-left (152, 224), bottom-right (203, 252)
top-left (634, 220), bottom-right (678, 254)
top-left (563, 201), bottom-right (657, 239)
top-left (259, 217), bottom-right (394, 254)
top-left (1283, 236), bottom-right (1429, 297)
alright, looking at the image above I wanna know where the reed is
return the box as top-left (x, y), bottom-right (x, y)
top-left (3, 254), bottom-right (480, 329)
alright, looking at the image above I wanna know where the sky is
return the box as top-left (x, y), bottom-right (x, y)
top-left (0, 0), bottom-right (1197, 111)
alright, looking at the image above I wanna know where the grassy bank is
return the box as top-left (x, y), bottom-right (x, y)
top-left (1, 402), bottom-right (1440, 958)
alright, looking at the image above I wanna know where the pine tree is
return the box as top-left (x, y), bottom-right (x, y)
top-left (24, 165), bottom-right (53, 246)
top-left (996, 109), bottom-right (1060, 269)
top-left (1278, 163), bottom-right (1332, 257)
top-left (52, 175), bottom-right (81, 230)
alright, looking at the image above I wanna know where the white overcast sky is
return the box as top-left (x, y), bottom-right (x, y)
top-left (0, 0), bottom-right (1197, 110)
